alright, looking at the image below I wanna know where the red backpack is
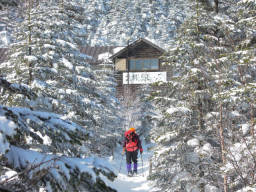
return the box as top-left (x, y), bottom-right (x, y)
top-left (125, 130), bottom-right (138, 152)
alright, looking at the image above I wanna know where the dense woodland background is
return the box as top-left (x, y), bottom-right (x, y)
top-left (0, 0), bottom-right (256, 192)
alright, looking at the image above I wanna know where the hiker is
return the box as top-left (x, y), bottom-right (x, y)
top-left (122, 127), bottom-right (143, 176)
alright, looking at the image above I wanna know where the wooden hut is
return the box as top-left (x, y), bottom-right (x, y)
top-left (110, 38), bottom-right (168, 98)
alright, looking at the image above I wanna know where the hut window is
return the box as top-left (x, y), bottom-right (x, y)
top-left (129, 58), bottom-right (159, 71)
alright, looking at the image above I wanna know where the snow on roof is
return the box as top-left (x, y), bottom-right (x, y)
top-left (98, 52), bottom-right (111, 61)
top-left (113, 47), bottom-right (125, 54)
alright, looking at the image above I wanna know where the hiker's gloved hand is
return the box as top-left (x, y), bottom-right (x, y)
top-left (122, 148), bottom-right (125, 155)
top-left (140, 148), bottom-right (143, 154)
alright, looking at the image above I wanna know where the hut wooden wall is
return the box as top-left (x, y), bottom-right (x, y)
top-left (114, 41), bottom-right (172, 98)
top-left (115, 61), bottom-right (172, 98)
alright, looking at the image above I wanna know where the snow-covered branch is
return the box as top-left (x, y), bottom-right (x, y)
top-left (0, 78), bottom-right (36, 100)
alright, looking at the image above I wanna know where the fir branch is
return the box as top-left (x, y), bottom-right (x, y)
top-left (0, 157), bottom-right (60, 185)
top-left (0, 78), bottom-right (37, 100)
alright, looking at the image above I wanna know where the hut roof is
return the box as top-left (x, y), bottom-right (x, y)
top-left (109, 38), bottom-right (165, 60)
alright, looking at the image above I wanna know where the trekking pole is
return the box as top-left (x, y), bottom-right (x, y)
top-left (140, 153), bottom-right (144, 177)
top-left (119, 153), bottom-right (124, 173)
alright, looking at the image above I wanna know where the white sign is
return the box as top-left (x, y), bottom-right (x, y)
top-left (123, 72), bottom-right (167, 84)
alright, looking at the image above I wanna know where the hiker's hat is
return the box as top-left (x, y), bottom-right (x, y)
top-left (129, 127), bottom-right (136, 132)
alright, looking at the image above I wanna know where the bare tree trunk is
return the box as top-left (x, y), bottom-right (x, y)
top-left (149, 159), bottom-right (152, 176)
top-left (27, 0), bottom-right (33, 85)
top-left (198, 97), bottom-right (203, 131)
top-left (196, 0), bottom-right (200, 37)
top-left (214, 34), bottom-right (228, 191)
top-left (219, 103), bottom-right (228, 192)
top-left (214, 0), bottom-right (219, 13)
top-left (250, 104), bottom-right (255, 137)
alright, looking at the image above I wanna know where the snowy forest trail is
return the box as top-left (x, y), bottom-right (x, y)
top-left (103, 139), bottom-right (155, 192)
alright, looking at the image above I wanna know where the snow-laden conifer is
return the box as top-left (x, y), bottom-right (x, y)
top-left (87, 58), bottom-right (123, 156)
top-left (149, 0), bottom-right (256, 191)
top-left (85, 0), bottom-right (192, 46)
top-left (0, 78), bottom-right (116, 191)
top-left (0, 1), bottom-right (101, 128)
top-left (0, 1), bottom-right (119, 191)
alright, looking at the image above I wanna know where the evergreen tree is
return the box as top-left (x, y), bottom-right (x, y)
top-left (85, 0), bottom-right (192, 46)
top-left (0, 78), bottom-right (116, 192)
top-left (214, 0), bottom-right (256, 190)
top-left (0, 1), bottom-right (119, 191)
top-left (135, 85), bottom-right (156, 140)
top-left (0, 1), bottom-right (100, 128)
top-left (88, 58), bottom-right (122, 156)
top-left (149, 0), bottom-right (256, 191)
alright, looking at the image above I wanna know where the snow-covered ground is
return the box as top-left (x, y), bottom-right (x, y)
top-left (103, 139), bottom-right (156, 192)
